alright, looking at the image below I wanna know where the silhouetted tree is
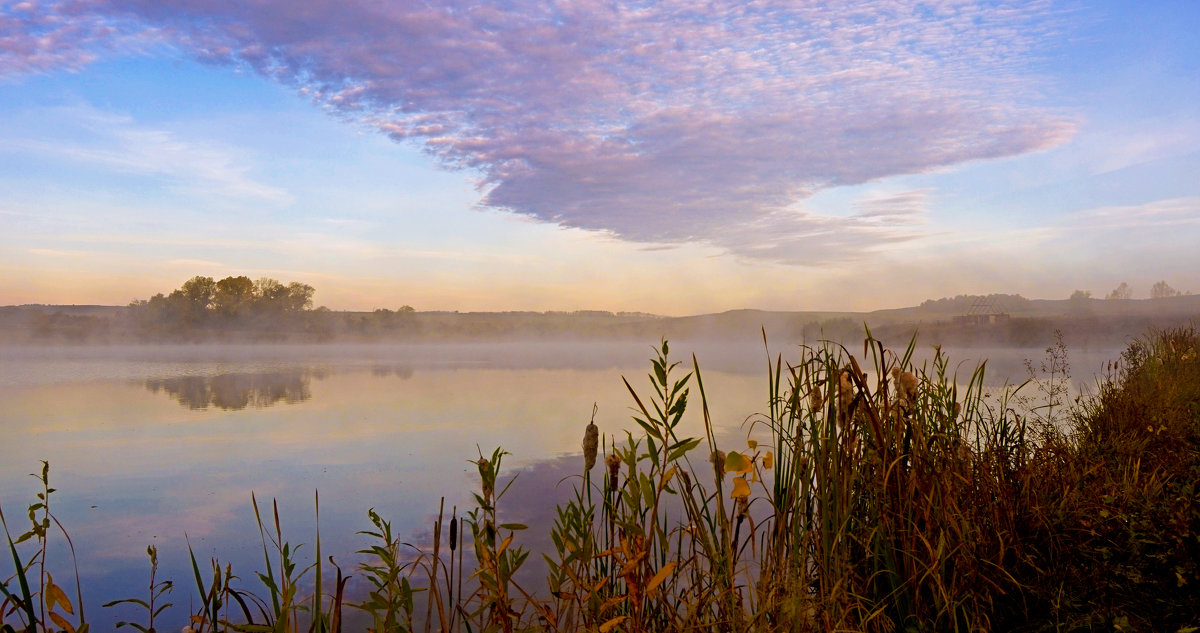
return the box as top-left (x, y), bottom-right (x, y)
top-left (214, 276), bottom-right (255, 318)
top-left (1106, 282), bottom-right (1132, 300)
top-left (1151, 280), bottom-right (1180, 299)
top-left (128, 275), bottom-right (319, 339)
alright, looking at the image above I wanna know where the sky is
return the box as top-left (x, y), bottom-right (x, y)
top-left (1, 0), bottom-right (1198, 315)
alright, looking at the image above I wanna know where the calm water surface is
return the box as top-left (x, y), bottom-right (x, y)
top-left (0, 340), bottom-right (1121, 628)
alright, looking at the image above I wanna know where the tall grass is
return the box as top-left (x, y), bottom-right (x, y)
top-left (4, 328), bottom-right (1199, 632)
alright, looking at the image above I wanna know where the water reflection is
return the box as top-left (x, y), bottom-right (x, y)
top-left (371, 364), bottom-right (415, 379)
top-left (145, 371), bottom-right (315, 410)
top-left (0, 342), bottom-right (1127, 631)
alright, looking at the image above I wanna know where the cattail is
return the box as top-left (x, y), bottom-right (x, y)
top-left (736, 494), bottom-right (750, 521)
top-left (679, 469), bottom-right (692, 492)
top-left (838, 370), bottom-right (855, 413)
top-left (808, 387), bottom-right (824, 412)
top-left (710, 450), bottom-right (726, 482)
top-left (952, 401), bottom-right (962, 422)
top-left (897, 371), bottom-right (918, 407)
top-left (449, 514), bottom-right (458, 552)
top-left (583, 420), bottom-right (599, 471)
top-left (605, 453), bottom-right (622, 490)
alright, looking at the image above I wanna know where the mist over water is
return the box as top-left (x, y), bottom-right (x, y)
top-left (0, 337), bottom-right (1129, 628)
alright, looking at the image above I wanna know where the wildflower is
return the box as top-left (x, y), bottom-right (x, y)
top-left (583, 420), bottom-right (599, 471)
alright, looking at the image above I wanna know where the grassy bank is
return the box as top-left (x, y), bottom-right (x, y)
top-left (3, 328), bottom-right (1198, 632)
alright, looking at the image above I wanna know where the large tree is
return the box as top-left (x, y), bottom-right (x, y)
top-left (214, 276), bottom-right (256, 318)
top-left (1151, 280), bottom-right (1180, 299)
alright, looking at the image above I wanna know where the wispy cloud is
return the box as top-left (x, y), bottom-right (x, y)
top-left (2, 105), bottom-right (292, 204)
top-left (1065, 197), bottom-right (1200, 230)
top-left (27, 247), bottom-right (92, 258)
top-left (2, 0), bottom-right (1077, 263)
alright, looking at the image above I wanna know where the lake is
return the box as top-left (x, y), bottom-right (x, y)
top-left (0, 339), bottom-right (1123, 629)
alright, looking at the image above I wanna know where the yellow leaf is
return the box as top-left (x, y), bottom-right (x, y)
top-left (746, 439), bottom-right (758, 450)
top-left (658, 467), bottom-right (677, 493)
top-left (496, 534), bottom-right (514, 556)
top-left (46, 576), bottom-right (74, 615)
top-left (585, 576), bottom-right (609, 600)
top-left (724, 451), bottom-right (753, 474)
top-left (599, 615), bottom-right (628, 632)
top-left (762, 451), bottom-right (774, 469)
top-left (730, 476), bottom-right (751, 499)
top-left (646, 561), bottom-right (678, 596)
top-left (49, 611), bottom-right (76, 633)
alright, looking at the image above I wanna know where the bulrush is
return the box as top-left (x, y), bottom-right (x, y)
top-left (838, 369), bottom-right (855, 419)
top-left (582, 420), bottom-right (599, 471)
top-left (809, 386), bottom-right (824, 412)
top-left (710, 449), bottom-right (726, 483)
top-left (605, 453), bottom-right (622, 491)
top-left (892, 367), bottom-right (919, 408)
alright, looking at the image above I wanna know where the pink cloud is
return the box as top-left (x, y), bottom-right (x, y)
top-left (0, 0), bottom-right (158, 74)
top-left (2, 0), bottom-right (1077, 263)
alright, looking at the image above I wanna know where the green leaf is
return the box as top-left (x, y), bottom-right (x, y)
top-left (667, 438), bottom-right (702, 463)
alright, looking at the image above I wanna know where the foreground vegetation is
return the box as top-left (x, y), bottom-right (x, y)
top-left (3, 328), bottom-right (1199, 632)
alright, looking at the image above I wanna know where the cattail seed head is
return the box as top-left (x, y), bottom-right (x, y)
top-left (449, 515), bottom-right (458, 551)
top-left (710, 450), bottom-right (726, 482)
top-left (605, 453), bottom-right (622, 490)
top-left (838, 370), bottom-right (855, 413)
top-left (809, 387), bottom-right (824, 412)
top-left (898, 371), bottom-right (919, 407)
top-left (583, 421), bottom-right (599, 471)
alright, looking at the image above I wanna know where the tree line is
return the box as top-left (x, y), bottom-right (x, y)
top-left (128, 275), bottom-right (318, 339)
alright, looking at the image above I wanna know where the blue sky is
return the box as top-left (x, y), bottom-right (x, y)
top-left (1, 0), bottom-right (1197, 313)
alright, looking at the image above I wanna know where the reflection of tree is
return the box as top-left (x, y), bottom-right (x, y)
top-left (370, 365), bottom-right (415, 379)
top-left (146, 371), bottom-right (312, 410)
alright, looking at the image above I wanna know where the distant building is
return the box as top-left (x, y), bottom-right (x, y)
top-left (953, 296), bottom-right (1011, 326)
